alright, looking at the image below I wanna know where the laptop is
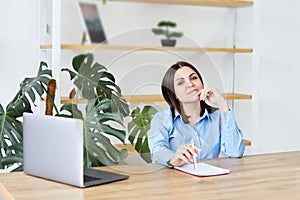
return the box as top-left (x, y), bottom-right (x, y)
top-left (23, 113), bottom-right (128, 188)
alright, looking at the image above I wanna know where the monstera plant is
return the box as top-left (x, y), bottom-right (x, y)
top-left (0, 53), bottom-right (157, 171)
top-left (61, 53), bottom-right (158, 166)
top-left (127, 105), bottom-right (157, 163)
top-left (60, 53), bottom-right (131, 166)
top-left (0, 62), bottom-right (52, 171)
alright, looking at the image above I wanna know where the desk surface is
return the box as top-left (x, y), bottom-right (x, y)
top-left (1, 151), bottom-right (300, 200)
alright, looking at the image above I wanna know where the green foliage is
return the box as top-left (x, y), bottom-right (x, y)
top-left (7, 61), bottom-right (52, 118)
top-left (92, 0), bottom-right (109, 4)
top-left (0, 52), bottom-right (157, 171)
top-left (152, 20), bottom-right (183, 40)
top-left (158, 21), bottom-right (177, 28)
top-left (128, 106), bottom-right (157, 163)
top-left (61, 53), bottom-right (130, 167)
top-left (62, 53), bottom-right (129, 116)
top-left (0, 62), bottom-right (52, 171)
top-left (59, 97), bottom-right (128, 167)
top-left (62, 53), bottom-right (157, 165)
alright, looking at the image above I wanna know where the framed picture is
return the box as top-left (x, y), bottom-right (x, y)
top-left (78, 1), bottom-right (107, 44)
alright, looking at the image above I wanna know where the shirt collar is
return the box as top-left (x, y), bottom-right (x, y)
top-left (173, 109), bottom-right (180, 121)
top-left (172, 108), bottom-right (210, 121)
top-left (200, 109), bottom-right (210, 120)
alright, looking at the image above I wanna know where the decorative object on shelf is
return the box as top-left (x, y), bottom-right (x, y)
top-left (152, 20), bottom-right (183, 47)
top-left (0, 53), bottom-right (156, 171)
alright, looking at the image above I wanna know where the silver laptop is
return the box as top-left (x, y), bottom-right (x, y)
top-left (23, 113), bottom-right (128, 188)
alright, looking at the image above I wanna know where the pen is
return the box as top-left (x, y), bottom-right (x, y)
top-left (191, 139), bottom-right (198, 171)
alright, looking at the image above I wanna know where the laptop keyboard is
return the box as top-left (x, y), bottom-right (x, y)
top-left (84, 175), bottom-right (101, 182)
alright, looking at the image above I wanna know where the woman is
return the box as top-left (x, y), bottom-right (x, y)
top-left (148, 61), bottom-right (245, 167)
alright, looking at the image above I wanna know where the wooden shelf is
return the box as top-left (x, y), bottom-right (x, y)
top-left (243, 139), bottom-right (251, 146)
top-left (223, 93), bottom-right (252, 100)
top-left (112, 0), bottom-right (253, 7)
top-left (124, 94), bottom-right (164, 103)
top-left (59, 93), bottom-right (251, 104)
top-left (125, 93), bottom-right (252, 102)
top-left (40, 44), bottom-right (253, 53)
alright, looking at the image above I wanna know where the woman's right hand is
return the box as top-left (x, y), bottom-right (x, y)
top-left (198, 88), bottom-right (229, 112)
top-left (169, 143), bottom-right (201, 167)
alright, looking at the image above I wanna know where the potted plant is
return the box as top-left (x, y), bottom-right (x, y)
top-left (152, 20), bottom-right (183, 47)
top-left (0, 53), bottom-right (157, 171)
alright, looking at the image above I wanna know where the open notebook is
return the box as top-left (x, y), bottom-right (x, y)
top-left (174, 162), bottom-right (230, 177)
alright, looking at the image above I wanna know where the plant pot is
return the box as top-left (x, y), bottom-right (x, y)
top-left (161, 39), bottom-right (176, 47)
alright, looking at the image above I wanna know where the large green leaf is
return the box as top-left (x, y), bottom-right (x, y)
top-left (59, 98), bottom-right (128, 167)
top-left (60, 53), bottom-right (129, 166)
top-left (128, 106), bottom-right (157, 163)
top-left (84, 98), bottom-right (128, 166)
top-left (6, 61), bottom-right (52, 118)
top-left (1, 143), bottom-right (23, 171)
top-left (0, 62), bottom-right (51, 171)
top-left (61, 53), bottom-right (129, 117)
top-left (57, 103), bottom-right (84, 119)
top-left (0, 104), bottom-right (23, 170)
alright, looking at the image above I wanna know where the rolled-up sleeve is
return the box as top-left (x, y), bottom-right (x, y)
top-left (147, 111), bottom-right (175, 166)
top-left (220, 110), bottom-right (245, 158)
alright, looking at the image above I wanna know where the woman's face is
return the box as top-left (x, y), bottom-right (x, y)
top-left (174, 66), bottom-right (204, 103)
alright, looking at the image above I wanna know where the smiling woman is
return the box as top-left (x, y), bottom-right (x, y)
top-left (161, 61), bottom-right (217, 123)
top-left (147, 61), bottom-right (245, 167)
top-left (174, 67), bottom-right (204, 105)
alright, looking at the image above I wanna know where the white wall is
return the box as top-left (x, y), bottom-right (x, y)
top-left (255, 0), bottom-right (300, 153)
top-left (0, 0), bottom-right (40, 106)
top-left (0, 0), bottom-right (299, 154)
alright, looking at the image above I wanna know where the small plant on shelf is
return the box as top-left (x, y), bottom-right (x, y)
top-left (152, 20), bottom-right (183, 47)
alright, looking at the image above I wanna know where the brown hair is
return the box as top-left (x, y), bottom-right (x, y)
top-left (161, 61), bottom-right (214, 123)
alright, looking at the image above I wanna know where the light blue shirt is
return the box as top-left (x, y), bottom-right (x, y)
top-left (148, 108), bottom-right (245, 166)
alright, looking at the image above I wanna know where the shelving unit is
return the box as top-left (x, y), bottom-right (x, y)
top-left (40, 0), bottom-right (254, 147)
top-left (41, 41), bottom-right (253, 102)
top-left (40, 0), bottom-right (253, 103)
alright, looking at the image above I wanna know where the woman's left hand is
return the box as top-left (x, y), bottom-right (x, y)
top-left (198, 88), bottom-right (229, 112)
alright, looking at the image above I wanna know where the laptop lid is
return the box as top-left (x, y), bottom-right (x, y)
top-left (23, 113), bottom-right (128, 187)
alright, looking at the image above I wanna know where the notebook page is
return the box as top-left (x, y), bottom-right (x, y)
top-left (174, 162), bottom-right (230, 176)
